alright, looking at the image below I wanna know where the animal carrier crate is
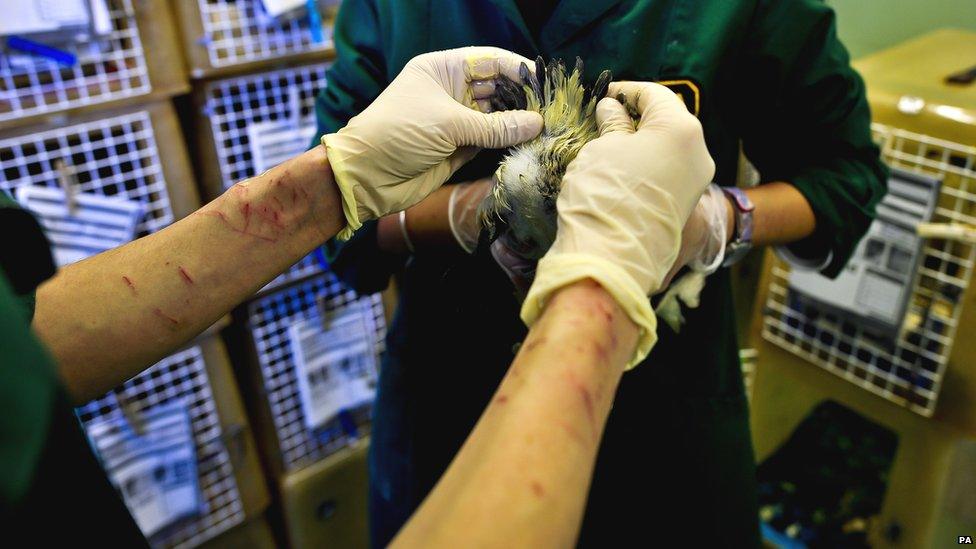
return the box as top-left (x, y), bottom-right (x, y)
top-left (0, 0), bottom-right (187, 131)
top-left (173, 0), bottom-right (339, 78)
top-left (748, 31), bottom-right (976, 548)
top-left (0, 102), bottom-right (199, 258)
top-left (760, 123), bottom-right (976, 418)
top-left (242, 272), bottom-right (386, 475)
top-left (279, 438), bottom-right (370, 548)
top-left (76, 337), bottom-right (269, 548)
top-left (196, 62), bottom-right (330, 292)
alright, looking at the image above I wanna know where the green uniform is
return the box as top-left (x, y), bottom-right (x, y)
top-left (313, 1), bottom-right (887, 546)
top-left (0, 192), bottom-right (147, 545)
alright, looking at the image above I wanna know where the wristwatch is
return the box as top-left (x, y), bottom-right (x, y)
top-left (721, 187), bottom-right (755, 267)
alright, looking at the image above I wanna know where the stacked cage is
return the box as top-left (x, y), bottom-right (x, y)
top-left (0, 91), bottom-right (269, 549)
top-left (0, 2), bottom-right (271, 547)
top-left (0, 0), bottom-right (187, 129)
top-left (761, 124), bottom-right (976, 417)
top-left (176, 2), bottom-right (387, 546)
top-left (747, 30), bottom-right (976, 548)
top-left (173, 0), bottom-right (340, 79)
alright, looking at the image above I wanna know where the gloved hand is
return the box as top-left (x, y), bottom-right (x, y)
top-left (449, 179), bottom-right (535, 293)
top-left (521, 82), bottom-right (715, 368)
top-left (448, 178), bottom-right (493, 254)
top-left (663, 183), bottom-right (730, 285)
top-left (324, 47), bottom-right (545, 240)
top-left (654, 184), bottom-right (730, 332)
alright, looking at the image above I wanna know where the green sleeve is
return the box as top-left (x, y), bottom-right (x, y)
top-left (736, 0), bottom-right (888, 278)
top-left (313, 0), bottom-right (406, 292)
top-left (0, 274), bottom-right (58, 509)
top-left (0, 194), bottom-right (58, 508)
top-left (314, 0), bottom-right (387, 138)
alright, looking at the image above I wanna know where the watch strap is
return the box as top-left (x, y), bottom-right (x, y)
top-left (721, 187), bottom-right (755, 267)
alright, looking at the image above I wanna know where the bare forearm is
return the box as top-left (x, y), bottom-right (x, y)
top-left (377, 185), bottom-right (456, 254)
top-left (393, 279), bottom-right (638, 548)
top-left (34, 145), bottom-right (343, 403)
top-left (742, 182), bottom-right (817, 246)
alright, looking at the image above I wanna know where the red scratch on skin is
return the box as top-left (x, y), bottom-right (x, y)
top-left (559, 421), bottom-right (590, 447)
top-left (572, 379), bottom-right (599, 441)
top-left (271, 196), bottom-right (284, 210)
top-left (153, 308), bottom-right (179, 325)
top-left (199, 209), bottom-right (275, 242)
top-left (241, 202), bottom-right (251, 233)
top-left (199, 210), bottom-right (228, 222)
top-left (594, 341), bottom-right (610, 361)
top-left (523, 337), bottom-right (546, 352)
top-left (231, 228), bottom-right (278, 243)
top-left (122, 276), bottom-right (136, 293)
top-left (253, 204), bottom-right (285, 230)
top-left (291, 189), bottom-right (298, 203)
top-left (530, 481), bottom-right (545, 498)
top-left (178, 266), bottom-right (194, 285)
top-left (577, 340), bottom-right (610, 362)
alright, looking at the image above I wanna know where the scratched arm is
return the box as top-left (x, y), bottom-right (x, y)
top-left (392, 279), bottom-right (639, 548)
top-left (33, 146), bottom-right (344, 404)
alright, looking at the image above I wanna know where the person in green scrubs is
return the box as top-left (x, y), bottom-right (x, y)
top-left (313, 1), bottom-right (888, 546)
top-left (0, 191), bottom-right (149, 546)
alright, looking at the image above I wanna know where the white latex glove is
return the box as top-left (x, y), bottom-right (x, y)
top-left (324, 47), bottom-right (544, 240)
top-left (664, 183), bottom-right (730, 283)
top-left (655, 183), bottom-right (731, 332)
top-left (448, 178), bottom-right (493, 254)
top-left (521, 82), bottom-right (715, 368)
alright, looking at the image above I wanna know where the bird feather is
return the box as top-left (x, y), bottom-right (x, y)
top-left (480, 56), bottom-right (611, 259)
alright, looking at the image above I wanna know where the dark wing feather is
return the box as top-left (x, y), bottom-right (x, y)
top-left (535, 56), bottom-right (547, 105)
top-left (492, 74), bottom-right (528, 111)
top-left (591, 70), bottom-right (612, 103)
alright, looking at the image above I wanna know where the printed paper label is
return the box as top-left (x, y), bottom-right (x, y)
top-left (16, 185), bottom-right (144, 267)
top-left (289, 299), bottom-right (379, 430)
top-left (85, 402), bottom-right (202, 537)
top-left (247, 120), bottom-right (317, 174)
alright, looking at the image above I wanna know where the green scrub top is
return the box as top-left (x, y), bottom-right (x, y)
top-left (313, 1), bottom-right (887, 546)
top-left (0, 192), bottom-right (147, 545)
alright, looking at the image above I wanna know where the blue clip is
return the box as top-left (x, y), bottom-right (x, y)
top-left (338, 409), bottom-right (359, 440)
top-left (307, 0), bottom-right (324, 44)
top-left (314, 246), bottom-right (330, 270)
top-left (6, 36), bottom-right (77, 66)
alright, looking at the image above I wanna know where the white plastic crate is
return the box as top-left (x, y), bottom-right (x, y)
top-left (0, 0), bottom-right (151, 123)
top-left (194, 0), bottom-right (334, 69)
top-left (246, 272), bottom-right (386, 473)
top-left (762, 123), bottom-right (976, 416)
top-left (0, 110), bottom-right (173, 238)
top-left (77, 346), bottom-right (246, 548)
top-left (202, 62), bottom-right (329, 290)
